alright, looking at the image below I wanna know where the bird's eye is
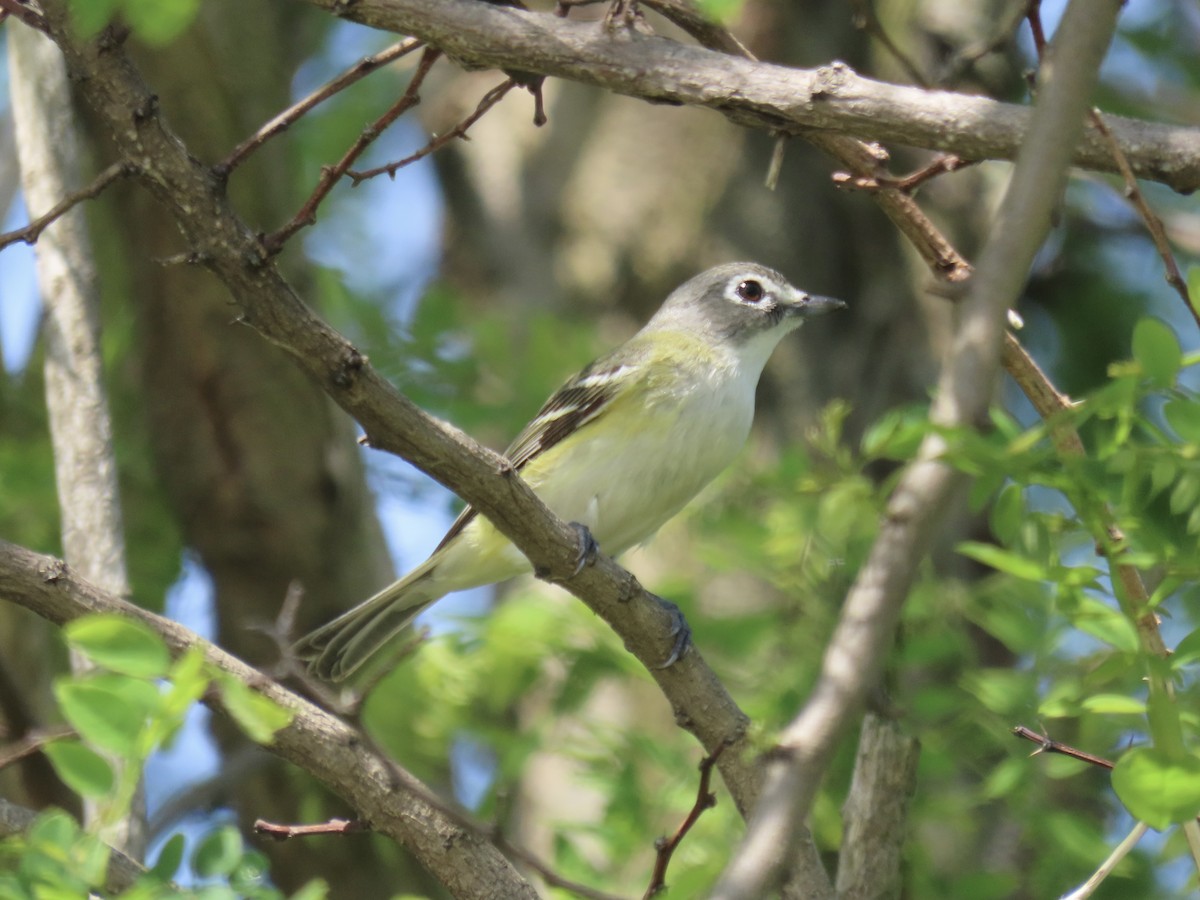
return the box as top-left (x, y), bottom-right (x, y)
top-left (735, 280), bottom-right (766, 304)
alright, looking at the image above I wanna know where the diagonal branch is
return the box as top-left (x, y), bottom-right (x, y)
top-left (26, 3), bottom-right (812, 873)
top-left (297, 0), bottom-right (1200, 193)
top-left (0, 161), bottom-right (134, 251)
top-left (710, 1), bottom-right (1127, 896)
top-left (218, 37), bottom-right (424, 176)
top-left (261, 46), bottom-right (442, 253)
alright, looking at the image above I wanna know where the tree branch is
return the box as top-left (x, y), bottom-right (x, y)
top-left (0, 540), bottom-right (540, 899)
top-left (710, 1), bottom-right (1126, 895)
top-left (9, 21), bottom-right (144, 858)
top-left (297, 0), bottom-right (1200, 193)
top-left (27, 3), bottom-right (816, 876)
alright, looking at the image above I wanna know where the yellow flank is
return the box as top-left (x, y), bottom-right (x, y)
top-left (427, 331), bottom-right (755, 595)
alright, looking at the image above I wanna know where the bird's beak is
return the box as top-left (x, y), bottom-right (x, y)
top-left (785, 291), bottom-right (846, 318)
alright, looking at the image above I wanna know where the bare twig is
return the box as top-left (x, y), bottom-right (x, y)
top-left (832, 154), bottom-right (977, 194)
top-left (935, 0), bottom-right (1028, 87)
top-left (0, 162), bottom-right (133, 251)
top-left (0, 726), bottom-right (77, 771)
top-left (260, 47), bottom-right (442, 254)
top-left (348, 78), bottom-right (518, 183)
top-left (255, 816), bottom-right (370, 839)
top-left (1088, 109), bottom-right (1199, 330)
top-left (218, 38), bottom-right (424, 176)
top-left (1026, 0), bottom-right (1048, 58)
top-left (1011, 725), bottom-right (1115, 770)
top-left (643, 744), bottom-right (728, 898)
top-left (848, 0), bottom-right (929, 87)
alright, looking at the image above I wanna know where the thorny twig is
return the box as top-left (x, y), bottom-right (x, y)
top-left (0, 162), bottom-right (134, 251)
top-left (348, 78), bottom-right (519, 184)
top-left (1011, 725), bottom-right (1114, 770)
top-left (642, 744), bottom-right (728, 898)
top-left (260, 47), bottom-right (443, 254)
top-left (218, 38), bottom-right (424, 176)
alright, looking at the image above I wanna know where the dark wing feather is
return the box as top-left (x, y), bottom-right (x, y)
top-left (432, 358), bottom-right (624, 553)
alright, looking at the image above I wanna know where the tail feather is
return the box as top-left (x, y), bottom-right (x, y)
top-left (294, 566), bottom-right (444, 682)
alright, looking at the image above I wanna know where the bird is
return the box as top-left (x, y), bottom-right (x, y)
top-left (295, 262), bottom-right (845, 681)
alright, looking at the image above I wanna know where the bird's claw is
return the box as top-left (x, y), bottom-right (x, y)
top-left (568, 522), bottom-right (599, 577)
top-left (650, 594), bottom-right (692, 668)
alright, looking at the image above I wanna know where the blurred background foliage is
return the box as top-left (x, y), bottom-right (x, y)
top-left (2, 0), bottom-right (1200, 897)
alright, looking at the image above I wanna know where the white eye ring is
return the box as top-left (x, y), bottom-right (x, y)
top-left (731, 278), bottom-right (771, 305)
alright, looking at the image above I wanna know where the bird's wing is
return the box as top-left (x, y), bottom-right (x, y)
top-left (432, 357), bottom-right (630, 553)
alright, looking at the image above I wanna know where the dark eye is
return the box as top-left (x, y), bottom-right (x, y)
top-left (736, 280), bottom-right (765, 303)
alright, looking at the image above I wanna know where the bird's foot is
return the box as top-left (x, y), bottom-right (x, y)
top-left (568, 521), bottom-right (599, 576)
top-left (536, 522), bottom-right (599, 583)
top-left (649, 593), bottom-right (692, 668)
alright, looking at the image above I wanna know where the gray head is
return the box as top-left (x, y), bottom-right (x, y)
top-left (647, 262), bottom-right (845, 346)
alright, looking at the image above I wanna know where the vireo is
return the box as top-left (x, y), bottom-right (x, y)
top-left (297, 262), bottom-right (844, 680)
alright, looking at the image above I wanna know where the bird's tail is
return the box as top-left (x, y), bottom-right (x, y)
top-left (294, 561), bottom-right (445, 682)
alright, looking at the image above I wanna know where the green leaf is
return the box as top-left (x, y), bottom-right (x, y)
top-left (957, 541), bottom-right (1047, 581)
top-left (1164, 399), bottom-right (1200, 443)
top-left (150, 832), bottom-right (186, 880)
top-left (1170, 472), bottom-right (1200, 516)
top-left (1080, 694), bottom-right (1146, 715)
top-left (1148, 457), bottom-right (1179, 499)
top-left (64, 615), bottom-right (170, 677)
top-left (192, 825), bottom-right (243, 879)
top-left (1111, 747), bottom-right (1200, 829)
top-left (54, 676), bottom-right (159, 755)
top-left (988, 484), bottom-right (1024, 546)
top-left (1131, 317), bottom-right (1181, 386)
top-left (216, 675), bottom-right (294, 744)
top-left (1064, 596), bottom-right (1140, 654)
top-left (43, 740), bottom-right (114, 798)
top-left (1173, 627), bottom-right (1200, 670)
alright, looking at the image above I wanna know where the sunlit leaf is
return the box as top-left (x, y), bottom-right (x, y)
top-left (1111, 747), bottom-right (1200, 829)
top-left (53, 677), bottom-right (157, 756)
top-left (43, 741), bottom-right (114, 798)
top-left (957, 541), bottom-right (1047, 581)
top-left (1080, 694), bottom-right (1146, 715)
top-left (192, 825), bottom-right (243, 879)
top-left (215, 675), bottom-right (294, 744)
top-left (64, 615), bottom-right (170, 678)
top-left (1163, 399), bottom-right (1200, 443)
top-left (1131, 317), bottom-right (1181, 386)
